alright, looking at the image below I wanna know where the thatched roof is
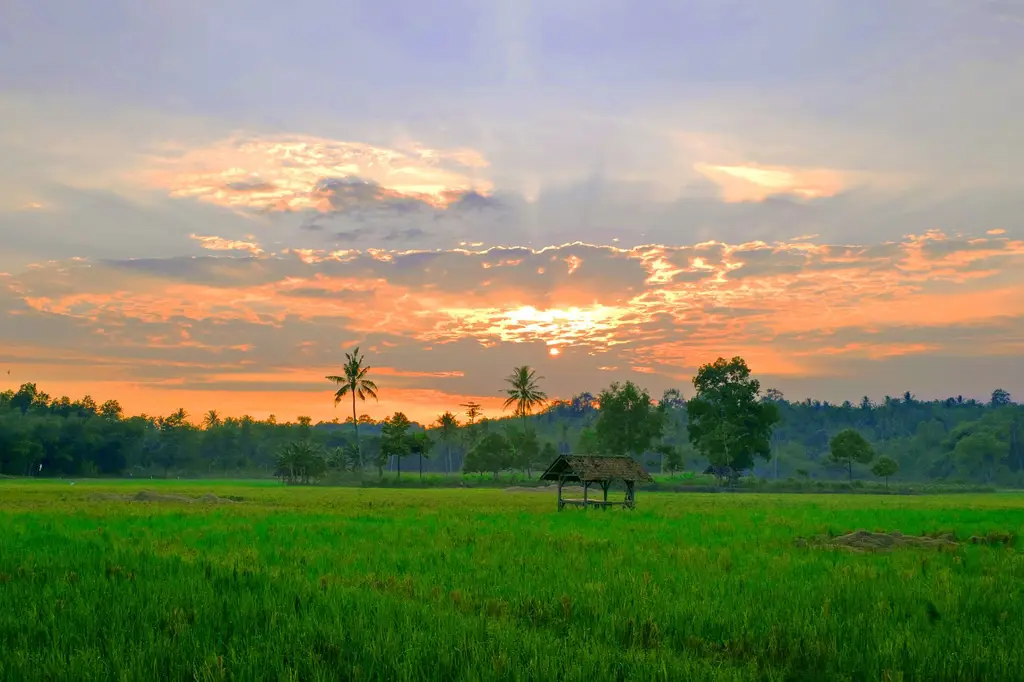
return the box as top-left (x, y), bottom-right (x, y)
top-left (540, 455), bottom-right (654, 483)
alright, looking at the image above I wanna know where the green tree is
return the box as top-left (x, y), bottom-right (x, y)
top-left (275, 440), bottom-right (327, 484)
top-left (463, 431), bottom-right (512, 480)
top-left (576, 426), bottom-right (601, 454)
top-left (99, 399), bottom-right (123, 421)
top-left (433, 411), bottom-right (459, 474)
top-left (409, 431), bottom-right (433, 481)
top-left (501, 366), bottom-right (548, 419)
top-left (595, 381), bottom-right (665, 460)
top-left (540, 441), bottom-right (558, 467)
top-left (871, 456), bottom-right (900, 489)
top-left (505, 423), bottom-right (540, 475)
top-left (952, 430), bottom-right (1006, 483)
top-left (502, 365), bottom-right (547, 476)
top-left (657, 442), bottom-right (683, 473)
top-left (326, 347), bottom-right (378, 475)
top-left (503, 366), bottom-right (547, 425)
top-left (991, 388), bottom-right (1013, 407)
top-left (460, 402), bottom-right (484, 449)
top-left (686, 357), bottom-right (780, 482)
top-left (380, 412), bottom-right (412, 480)
top-left (829, 428), bottom-right (875, 481)
top-left (461, 402), bottom-right (483, 425)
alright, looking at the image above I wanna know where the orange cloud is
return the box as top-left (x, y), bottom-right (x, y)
top-left (142, 134), bottom-right (493, 212)
top-left (190, 234), bottom-right (263, 256)
top-left (4, 231), bottom-right (1023, 419)
top-left (694, 162), bottom-right (847, 202)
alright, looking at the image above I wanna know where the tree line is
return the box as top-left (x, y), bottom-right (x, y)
top-left (1, 350), bottom-right (1020, 486)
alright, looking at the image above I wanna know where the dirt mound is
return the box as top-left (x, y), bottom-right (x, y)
top-left (131, 490), bottom-right (193, 503)
top-left (89, 491), bottom-right (238, 504)
top-left (197, 493), bottom-right (238, 504)
top-left (795, 529), bottom-right (958, 552)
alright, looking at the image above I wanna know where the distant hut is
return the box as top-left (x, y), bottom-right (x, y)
top-left (539, 455), bottom-right (653, 510)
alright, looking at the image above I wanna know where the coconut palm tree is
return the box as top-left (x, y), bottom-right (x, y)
top-left (326, 347), bottom-right (378, 473)
top-left (502, 365), bottom-right (547, 443)
top-left (434, 411), bottom-right (459, 474)
top-left (202, 409), bottom-right (221, 429)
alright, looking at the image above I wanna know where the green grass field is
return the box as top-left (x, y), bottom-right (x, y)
top-left (1, 482), bottom-right (1023, 681)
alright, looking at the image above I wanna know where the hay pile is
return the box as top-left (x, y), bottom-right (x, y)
top-left (89, 490), bottom-right (238, 504)
top-left (795, 529), bottom-right (958, 552)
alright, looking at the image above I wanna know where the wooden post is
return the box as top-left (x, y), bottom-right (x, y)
top-left (557, 479), bottom-right (564, 511)
top-left (583, 481), bottom-right (589, 508)
top-left (601, 480), bottom-right (610, 511)
top-left (625, 480), bottom-right (635, 509)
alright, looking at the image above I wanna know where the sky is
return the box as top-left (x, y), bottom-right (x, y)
top-left (1, 0), bottom-right (1023, 425)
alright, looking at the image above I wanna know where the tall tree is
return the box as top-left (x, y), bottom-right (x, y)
top-left (829, 428), bottom-right (875, 481)
top-left (991, 388), bottom-right (1013, 407)
top-left (380, 411), bottom-right (411, 480)
top-left (460, 402), bottom-right (483, 425)
top-left (686, 357), bottom-right (780, 482)
top-left (202, 410), bottom-right (221, 429)
top-left (409, 431), bottom-right (433, 481)
top-left (595, 381), bottom-right (665, 460)
top-left (434, 411), bottom-right (459, 474)
top-left (326, 347), bottom-right (378, 474)
top-left (503, 366), bottom-right (547, 477)
top-left (503, 365), bottom-right (547, 425)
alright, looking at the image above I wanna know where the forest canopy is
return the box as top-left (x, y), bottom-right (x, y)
top-left (1, 375), bottom-right (1020, 486)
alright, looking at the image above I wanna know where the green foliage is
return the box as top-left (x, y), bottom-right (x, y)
top-left (595, 381), bottom-right (665, 457)
top-left (2, 483), bottom-right (1024, 681)
top-left (502, 366), bottom-right (547, 419)
top-left (656, 443), bottom-right (683, 473)
top-left (325, 346), bottom-right (379, 470)
top-left (380, 412), bottom-right (413, 479)
top-left (829, 428), bottom-right (876, 481)
top-left (871, 456), bottom-right (900, 488)
top-left (433, 411), bottom-right (459, 474)
top-left (686, 357), bottom-right (780, 480)
top-left (1, 373), bottom-right (1023, 486)
top-left (990, 388), bottom-right (1013, 407)
top-left (462, 431), bottom-right (512, 479)
top-left (575, 427), bottom-right (601, 454)
top-left (274, 440), bottom-right (327, 484)
top-left (504, 424), bottom-right (541, 474)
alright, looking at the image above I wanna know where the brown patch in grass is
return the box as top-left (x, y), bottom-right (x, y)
top-left (795, 529), bottom-right (960, 552)
top-left (88, 490), bottom-right (239, 504)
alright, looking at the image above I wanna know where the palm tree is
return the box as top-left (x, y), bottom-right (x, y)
top-left (503, 366), bottom-right (547, 422)
top-left (502, 365), bottom-right (547, 476)
top-left (202, 410), bottom-right (221, 429)
top-left (326, 347), bottom-right (378, 473)
top-left (434, 411), bottom-right (459, 474)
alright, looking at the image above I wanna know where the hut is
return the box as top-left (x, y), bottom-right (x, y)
top-left (539, 455), bottom-right (653, 510)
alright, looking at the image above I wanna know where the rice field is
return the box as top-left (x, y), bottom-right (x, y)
top-left (1, 482), bottom-right (1023, 682)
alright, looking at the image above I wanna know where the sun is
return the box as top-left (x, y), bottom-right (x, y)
top-left (548, 347), bottom-right (561, 357)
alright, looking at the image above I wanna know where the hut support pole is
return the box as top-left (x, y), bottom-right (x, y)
top-left (601, 480), bottom-right (610, 511)
top-left (583, 481), bottom-right (589, 508)
top-left (557, 479), bottom-right (564, 511)
top-left (625, 480), bottom-right (635, 509)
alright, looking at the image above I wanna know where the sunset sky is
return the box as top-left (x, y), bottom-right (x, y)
top-left (1, 0), bottom-right (1023, 424)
